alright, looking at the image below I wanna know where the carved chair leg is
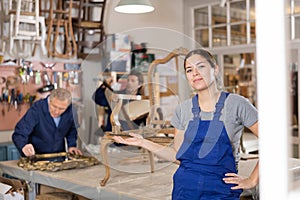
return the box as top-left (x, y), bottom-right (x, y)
top-left (100, 135), bottom-right (113, 186)
top-left (147, 150), bottom-right (155, 173)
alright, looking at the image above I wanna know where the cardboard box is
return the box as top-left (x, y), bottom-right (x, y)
top-left (37, 185), bottom-right (89, 200)
top-left (37, 192), bottom-right (73, 200)
top-left (0, 177), bottom-right (26, 200)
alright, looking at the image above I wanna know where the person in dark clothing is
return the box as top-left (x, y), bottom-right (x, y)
top-left (12, 88), bottom-right (82, 158)
top-left (93, 70), bottom-right (146, 132)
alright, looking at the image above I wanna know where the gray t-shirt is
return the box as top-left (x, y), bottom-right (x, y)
top-left (171, 93), bottom-right (258, 161)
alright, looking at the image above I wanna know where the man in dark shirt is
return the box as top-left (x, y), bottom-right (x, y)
top-left (93, 70), bottom-right (147, 132)
top-left (12, 88), bottom-right (82, 158)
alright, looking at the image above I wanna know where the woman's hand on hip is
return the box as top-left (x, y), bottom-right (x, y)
top-left (223, 173), bottom-right (257, 190)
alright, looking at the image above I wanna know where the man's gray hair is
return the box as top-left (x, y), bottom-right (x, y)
top-left (49, 88), bottom-right (72, 104)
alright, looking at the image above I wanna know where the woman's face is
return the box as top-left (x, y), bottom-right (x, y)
top-left (126, 75), bottom-right (141, 93)
top-left (185, 54), bottom-right (216, 91)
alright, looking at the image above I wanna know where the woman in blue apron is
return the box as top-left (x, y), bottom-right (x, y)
top-left (113, 48), bottom-right (259, 199)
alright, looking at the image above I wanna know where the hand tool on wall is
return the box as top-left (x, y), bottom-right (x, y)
top-left (37, 62), bottom-right (56, 93)
top-left (63, 72), bottom-right (69, 87)
top-left (73, 71), bottom-right (79, 85)
top-left (16, 89), bottom-right (23, 115)
top-left (6, 76), bottom-right (20, 87)
top-left (7, 88), bottom-right (17, 112)
top-left (37, 72), bottom-right (54, 93)
top-left (11, 88), bottom-right (17, 110)
top-left (23, 60), bottom-right (33, 83)
top-left (18, 60), bottom-right (33, 84)
top-left (40, 62), bottom-right (56, 70)
top-left (68, 71), bottom-right (75, 84)
top-left (0, 76), bottom-right (6, 84)
top-left (57, 72), bottom-right (63, 88)
top-left (2, 87), bottom-right (8, 115)
top-left (0, 88), bottom-right (4, 117)
top-left (34, 70), bottom-right (41, 85)
top-left (53, 71), bottom-right (58, 89)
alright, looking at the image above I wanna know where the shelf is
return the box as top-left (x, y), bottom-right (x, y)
top-left (0, 63), bottom-right (83, 131)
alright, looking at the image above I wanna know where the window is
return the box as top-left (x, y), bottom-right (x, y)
top-left (193, 0), bottom-right (255, 48)
top-left (289, 0), bottom-right (300, 40)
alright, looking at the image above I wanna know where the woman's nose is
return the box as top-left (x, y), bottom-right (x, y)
top-left (193, 67), bottom-right (201, 76)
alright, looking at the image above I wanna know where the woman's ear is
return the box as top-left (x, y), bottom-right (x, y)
top-left (214, 65), bottom-right (220, 75)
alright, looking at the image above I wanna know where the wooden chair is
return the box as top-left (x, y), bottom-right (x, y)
top-left (8, 0), bottom-right (47, 57)
top-left (0, 0), bottom-right (10, 52)
top-left (99, 47), bottom-right (188, 186)
top-left (45, 0), bottom-right (77, 58)
top-left (73, 0), bottom-right (107, 59)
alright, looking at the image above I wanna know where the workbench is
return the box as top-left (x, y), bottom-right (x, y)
top-left (0, 159), bottom-right (176, 200)
top-left (8, 153), bottom-right (300, 200)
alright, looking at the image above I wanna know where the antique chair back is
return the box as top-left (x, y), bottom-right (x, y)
top-left (9, 0), bottom-right (47, 56)
top-left (99, 47), bottom-right (189, 186)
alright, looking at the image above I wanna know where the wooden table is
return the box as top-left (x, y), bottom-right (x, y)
top-left (2, 155), bottom-right (300, 200)
top-left (0, 159), bottom-right (176, 200)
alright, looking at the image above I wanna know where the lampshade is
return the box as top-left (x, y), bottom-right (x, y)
top-left (114, 0), bottom-right (155, 14)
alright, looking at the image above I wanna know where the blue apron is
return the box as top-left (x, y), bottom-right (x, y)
top-left (172, 92), bottom-right (242, 200)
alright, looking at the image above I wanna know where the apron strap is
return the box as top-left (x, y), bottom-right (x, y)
top-left (176, 95), bottom-right (200, 159)
top-left (198, 91), bottom-right (229, 158)
top-left (192, 94), bottom-right (200, 119)
top-left (213, 92), bottom-right (229, 121)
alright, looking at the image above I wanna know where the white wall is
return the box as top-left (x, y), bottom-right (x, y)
top-left (105, 0), bottom-right (185, 51)
top-left (106, 0), bottom-right (184, 34)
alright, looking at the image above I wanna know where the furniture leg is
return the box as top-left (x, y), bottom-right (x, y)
top-left (27, 181), bottom-right (37, 200)
top-left (100, 135), bottom-right (113, 186)
top-left (9, 14), bottom-right (14, 56)
top-left (147, 150), bottom-right (155, 173)
top-left (39, 16), bottom-right (47, 55)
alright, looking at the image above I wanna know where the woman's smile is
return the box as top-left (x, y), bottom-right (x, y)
top-left (193, 77), bottom-right (203, 83)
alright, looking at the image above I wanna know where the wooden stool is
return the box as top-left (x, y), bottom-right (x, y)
top-left (0, 0), bottom-right (10, 52)
top-left (73, 0), bottom-right (107, 59)
top-left (46, 0), bottom-right (77, 58)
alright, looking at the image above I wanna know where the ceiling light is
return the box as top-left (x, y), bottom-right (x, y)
top-left (114, 0), bottom-right (155, 14)
top-left (220, 0), bottom-right (227, 7)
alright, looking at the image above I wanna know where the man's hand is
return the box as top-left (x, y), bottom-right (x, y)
top-left (68, 147), bottom-right (83, 155)
top-left (22, 144), bottom-right (35, 157)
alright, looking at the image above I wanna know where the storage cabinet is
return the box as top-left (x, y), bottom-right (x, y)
top-left (7, 144), bottom-right (19, 160)
top-left (0, 146), bottom-right (6, 161)
top-left (0, 143), bottom-right (19, 161)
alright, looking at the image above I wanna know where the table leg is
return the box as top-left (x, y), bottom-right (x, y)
top-left (27, 181), bottom-right (37, 200)
top-left (100, 135), bottom-right (113, 186)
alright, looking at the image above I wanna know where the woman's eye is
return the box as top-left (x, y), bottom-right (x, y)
top-left (196, 64), bottom-right (205, 69)
top-left (186, 69), bottom-right (192, 73)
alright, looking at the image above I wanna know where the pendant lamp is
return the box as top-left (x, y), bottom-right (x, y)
top-left (114, 0), bottom-right (155, 14)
